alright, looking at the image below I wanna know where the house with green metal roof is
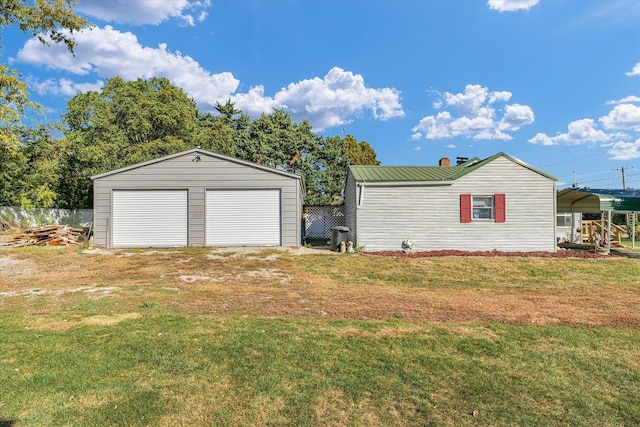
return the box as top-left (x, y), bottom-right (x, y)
top-left (344, 152), bottom-right (558, 252)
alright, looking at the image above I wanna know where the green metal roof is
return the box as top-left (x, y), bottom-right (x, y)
top-left (349, 152), bottom-right (556, 183)
top-left (348, 164), bottom-right (467, 182)
top-left (557, 188), bottom-right (640, 212)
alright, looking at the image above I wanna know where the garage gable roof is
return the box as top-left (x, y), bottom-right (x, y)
top-left (90, 148), bottom-right (304, 182)
top-left (349, 152), bottom-right (556, 183)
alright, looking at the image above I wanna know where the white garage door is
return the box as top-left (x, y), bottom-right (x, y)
top-left (206, 189), bottom-right (281, 246)
top-left (112, 190), bottom-right (188, 248)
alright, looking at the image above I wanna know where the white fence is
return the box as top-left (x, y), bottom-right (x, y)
top-left (2, 205), bottom-right (343, 237)
top-left (0, 207), bottom-right (93, 228)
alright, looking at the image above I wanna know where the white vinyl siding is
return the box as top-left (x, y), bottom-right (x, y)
top-left (206, 189), bottom-right (281, 246)
top-left (350, 156), bottom-right (556, 252)
top-left (112, 190), bottom-right (188, 248)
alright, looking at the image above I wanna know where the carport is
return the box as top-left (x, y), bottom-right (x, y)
top-left (557, 188), bottom-right (640, 252)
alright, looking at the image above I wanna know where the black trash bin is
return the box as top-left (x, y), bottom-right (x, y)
top-left (330, 226), bottom-right (350, 251)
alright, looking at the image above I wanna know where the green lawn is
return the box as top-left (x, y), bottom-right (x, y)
top-left (1, 246), bottom-right (639, 426)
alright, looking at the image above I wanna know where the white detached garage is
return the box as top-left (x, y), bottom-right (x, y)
top-left (91, 148), bottom-right (304, 248)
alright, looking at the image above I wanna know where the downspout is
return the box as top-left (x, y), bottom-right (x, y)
top-left (357, 184), bottom-right (365, 208)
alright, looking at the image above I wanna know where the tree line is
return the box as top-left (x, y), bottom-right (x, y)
top-left (2, 77), bottom-right (380, 209)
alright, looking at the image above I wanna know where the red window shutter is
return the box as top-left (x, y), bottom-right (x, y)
top-left (494, 193), bottom-right (506, 223)
top-left (460, 194), bottom-right (472, 223)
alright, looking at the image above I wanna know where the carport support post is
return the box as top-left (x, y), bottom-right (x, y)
top-left (606, 210), bottom-right (611, 254)
top-left (570, 208), bottom-right (575, 244)
top-left (633, 212), bottom-right (636, 249)
top-left (600, 212), bottom-right (605, 252)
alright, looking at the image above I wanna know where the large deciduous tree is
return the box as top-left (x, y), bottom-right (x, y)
top-left (1, 0), bottom-right (89, 207)
top-left (342, 134), bottom-right (380, 166)
top-left (60, 77), bottom-right (200, 208)
top-left (305, 134), bottom-right (380, 205)
top-left (16, 124), bottom-right (66, 208)
top-left (1, 0), bottom-right (88, 135)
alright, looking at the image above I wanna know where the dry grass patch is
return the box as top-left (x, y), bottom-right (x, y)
top-left (313, 390), bottom-right (391, 426)
top-left (2, 247), bottom-right (639, 327)
top-left (82, 312), bottom-right (143, 326)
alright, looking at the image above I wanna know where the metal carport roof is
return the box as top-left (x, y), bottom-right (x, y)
top-left (557, 188), bottom-right (640, 213)
top-left (557, 188), bottom-right (640, 252)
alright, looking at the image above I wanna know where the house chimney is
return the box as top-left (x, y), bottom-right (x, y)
top-left (439, 157), bottom-right (451, 166)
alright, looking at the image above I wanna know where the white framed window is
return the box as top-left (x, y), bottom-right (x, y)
top-left (472, 196), bottom-right (494, 219)
top-left (557, 213), bottom-right (573, 227)
top-left (460, 193), bottom-right (506, 223)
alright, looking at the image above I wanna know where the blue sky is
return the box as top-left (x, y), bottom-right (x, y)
top-left (5, 0), bottom-right (640, 189)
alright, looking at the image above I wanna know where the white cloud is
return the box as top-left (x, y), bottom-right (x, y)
top-left (441, 84), bottom-right (503, 116)
top-left (606, 95), bottom-right (640, 105)
top-left (411, 84), bottom-right (534, 141)
top-left (608, 139), bottom-right (640, 160)
top-left (232, 67), bottom-right (404, 130)
top-left (16, 27), bottom-right (402, 131)
top-left (529, 101), bottom-right (640, 159)
top-left (626, 62), bottom-right (640, 76)
top-left (599, 103), bottom-right (640, 131)
top-left (487, 0), bottom-right (540, 12)
top-left (29, 78), bottom-right (104, 96)
top-left (499, 103), bottom-right (535, 131)
top-left (528, 118), bottom-right (610, 145)
top-left (76, 0), bottom-right (211, 26)
top-left (17, 26), bottom-right (240, 106)
top-left (563, 2), bottom-right (640, 32)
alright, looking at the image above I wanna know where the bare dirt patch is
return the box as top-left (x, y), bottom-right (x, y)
top-left (0, 256), bottom-right (35, 276)
top-left (207, 246), bottom-right (333, 258)
top-left (0, 286), bottom-right (118, 298)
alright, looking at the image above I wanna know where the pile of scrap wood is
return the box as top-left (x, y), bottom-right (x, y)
top-left (0, 225), bottom-right (90, 247)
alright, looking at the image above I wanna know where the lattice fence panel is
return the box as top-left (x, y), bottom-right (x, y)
top-left (303, 205), bottom-right (345, 240)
